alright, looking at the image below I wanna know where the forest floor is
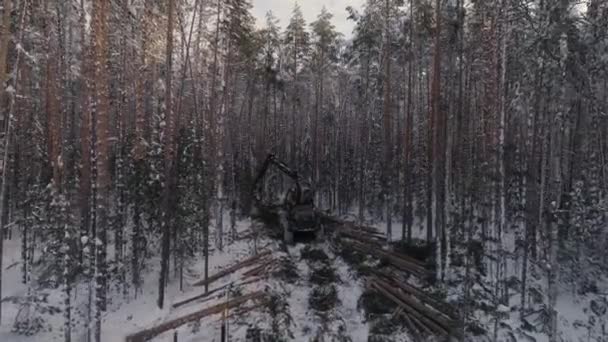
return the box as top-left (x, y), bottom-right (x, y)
top-left (0, 218), bottom-right (372, 342)
top-left (0, 215), bottom-right (606, 342)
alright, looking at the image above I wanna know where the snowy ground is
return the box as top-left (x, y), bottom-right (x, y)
top-left (1, 214), bottom-right (606, 342)
top-left (0, 218), bottom-right (370, 342)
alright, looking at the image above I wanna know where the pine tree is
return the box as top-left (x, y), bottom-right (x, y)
top-left (283, 3), bottom-right (310, 166)
top-left (90, 0), bottom-right (111, 340)
top-left (310, 7), bottom-right (339, 189)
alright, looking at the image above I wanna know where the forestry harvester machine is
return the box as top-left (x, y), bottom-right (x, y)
top-left (252, 154), bottom-right (323, 244)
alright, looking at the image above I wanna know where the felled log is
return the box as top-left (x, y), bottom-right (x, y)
top-left (364, 243), bottom-right (427, 274)
top-left (384, 249), bottom-right (427, 269)
top-left (172, 277), bottom-right (263, 309)
top-left (375, 277), bottom-right (455, 326)
top-left (192, 250), bottom-right (271, 287)
top-left (339, 229), bottom-right (385, 247)
top-left (370, 281), bottom-right (449, 337)
top-left (373, 269), bottom-right (458, 321)
top-left (338, 221), bottom-right (386, 238)
top-left (400, 310), bottom-right (421, 341)
top-left (125, 291), bottom-right (266, 342)
top-left (373, 278), bottom-right (455, 335)
top-left (226, 301), bottom-right (267, 320)
top-left (347, 240), bottom-right (430, 278)
top-left (243, 259), bottom-right (275, 278)
top-left (407, 310), bottom-right (433, 336)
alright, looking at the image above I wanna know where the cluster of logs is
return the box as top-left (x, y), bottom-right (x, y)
top-left (125, 251), bottom-right (275, 342)
top-left (125, 291), bottom-right (268, 342)
top-left (335, 220), bottom-right (459, 339)
top-left (337, 223), bottom-right (430, 279)
top-left (368, 275), bottom-right (459, 339)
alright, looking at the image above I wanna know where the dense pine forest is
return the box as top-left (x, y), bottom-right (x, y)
top-left (0, 0), bottom-right (607, 341)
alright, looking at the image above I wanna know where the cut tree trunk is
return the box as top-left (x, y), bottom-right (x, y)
top-left (125, 291), bottom-right (267, 342)
top-left (192, 250), bottom-right (271, 287)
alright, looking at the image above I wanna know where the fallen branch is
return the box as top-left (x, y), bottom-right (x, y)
top-left (192, 250), bottom-right (272, 287)
top-left (125, 291), bottom-right (267, 342)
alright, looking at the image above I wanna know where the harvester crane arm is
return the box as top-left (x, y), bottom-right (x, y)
top-left (253, 154), bottom-right (301, 203)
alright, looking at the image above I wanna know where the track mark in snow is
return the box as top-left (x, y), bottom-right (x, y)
top-left (333, 256), bottom-right (369, 342)
top-left (285, 244), bottom-right (315, 340)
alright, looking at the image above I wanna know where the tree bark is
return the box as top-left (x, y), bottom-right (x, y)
top-left (90, 0), bottom-right (110, 340)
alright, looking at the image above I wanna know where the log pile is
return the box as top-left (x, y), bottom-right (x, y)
top-left (338, 228), bottom-right (385, 247)
top-left (332, 218), bottom-right (460, 339)
top-left (337, 221), bottom-right (386, 240)
top-left (368, 276), bottom-right (458, 339)
top-left (344, 239), bottom-right (430, 278)
top-left (373, 268), bottom-right (459, 319)
top-left (125, 291), bottom-right (268, 342)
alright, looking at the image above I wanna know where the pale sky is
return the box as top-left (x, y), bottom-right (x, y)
top-left (251, 0), bottom-right (366, 38)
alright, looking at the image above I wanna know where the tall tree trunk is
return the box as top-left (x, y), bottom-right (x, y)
top-left (158, 0), bottom-right (175, 310)
top-left (403, 0), bottom-right (414, 244)
top-left (0, 0), bottom-right (14, 325)
top-left (91, 0), bottom-right (110, 340)
top-left (429, 0), bottom-right (442, 277)
top-left (548, 29), bottom-right (568, 342)
top-left (497, 0), bottom-right (510, 304)
top-left (79, 0), bottom-right (91, 267)
top-left (383, 0), bottom-right (393, 243)
top-left (0, 0), bottom-right (11, 99)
